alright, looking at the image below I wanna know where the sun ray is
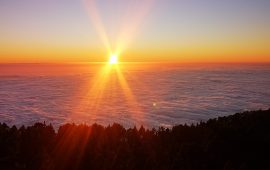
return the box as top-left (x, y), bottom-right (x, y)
top-left (115, 65), bottom-right (145, 125)
top-left (83, 0), bottom-right (112, 53)
top-left (70, 0), bottom-right (156, 126)
top-left (82, 64), bottom-right (112, 114)
top-left (69, 63), bottom-right (112, 122)
top-left (83, 0), bottom-right (155, 58)
top-left (44, 124), bottom-right (93, 169)
top-left (115, 0), bottom-right (155, 55)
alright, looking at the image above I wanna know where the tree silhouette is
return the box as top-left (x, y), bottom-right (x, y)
top-left (0, 109), bottom-right (269, 170)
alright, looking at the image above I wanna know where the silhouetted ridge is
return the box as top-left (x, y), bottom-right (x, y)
top-left (0, 109), bottom-right (270, 170)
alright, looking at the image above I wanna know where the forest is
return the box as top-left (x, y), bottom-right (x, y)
top-left (0, 109), bottom-right (269, 170)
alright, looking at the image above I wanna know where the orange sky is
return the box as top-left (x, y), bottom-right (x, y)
top-left (1, 0), bottom-right (270, 63)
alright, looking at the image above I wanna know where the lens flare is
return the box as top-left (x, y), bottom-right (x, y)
top-left (73, 0), bottom-right (155, 126)
top-left (109, 55), bottom-right (118, 64)
top-left (83, 0), bottom-right (154, 59)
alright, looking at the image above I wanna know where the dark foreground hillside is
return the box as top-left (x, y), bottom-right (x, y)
top-left (0, 109), bottom-right (270, 170)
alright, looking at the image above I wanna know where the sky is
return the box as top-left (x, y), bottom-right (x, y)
top-left (0, 0), bottom-right (270, 63)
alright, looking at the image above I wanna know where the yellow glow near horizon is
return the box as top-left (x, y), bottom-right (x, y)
top-left (1, 1), bottom-right (270, 64)
top-left (68, 60), bottom-right (144, 126)
top-left (83, 0), bottom-right (154, 63)
top-left (109, 55), bottom-right (118, 64)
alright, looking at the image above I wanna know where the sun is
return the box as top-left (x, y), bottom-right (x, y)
top-left (109, 55), bottom-right (118, 64)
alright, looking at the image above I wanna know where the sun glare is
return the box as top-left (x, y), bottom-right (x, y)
top-left (109, 55), bottom-right (118, 64)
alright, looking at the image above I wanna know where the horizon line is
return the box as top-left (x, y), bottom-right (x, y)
top-left (1, 61), bottom-right (270, 65)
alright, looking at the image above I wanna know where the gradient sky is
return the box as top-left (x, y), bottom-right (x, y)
top-left (1, 0), bottom-right (270, 63)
